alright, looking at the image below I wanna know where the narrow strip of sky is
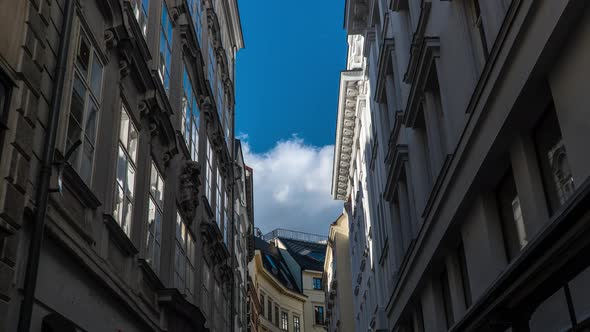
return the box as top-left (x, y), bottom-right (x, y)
top-left (235, 1), bottom-right (348, 153)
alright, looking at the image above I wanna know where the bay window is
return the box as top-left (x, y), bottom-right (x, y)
top-left (182, 66), bottom-right (200, 161)
top-left (175, 211), bottom-right (196, 297)
top-left (159, 3), bottom-right (172, 93)
top-left (66, 25), bottom-right (104, 185)
top-left (114, 106), bottom-right (138, 236)
top-left (146, 162), bottom-right (164, 273)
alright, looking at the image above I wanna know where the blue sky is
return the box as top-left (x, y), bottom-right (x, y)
top-left (236, 1), bottom-right (348, 153)
top-left (235, 1), bottom-right (348, 235)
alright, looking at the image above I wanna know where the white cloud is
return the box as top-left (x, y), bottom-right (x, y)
top-left (241, 136), bottom-right (342, 236)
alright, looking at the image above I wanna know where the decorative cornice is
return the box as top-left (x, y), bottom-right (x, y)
top-left (403, 1), bottom-right (433, 84)
top-left (374, 38), bottom-right (396, 103)
top-left (383, 144), bottom-right (409, 201)
top-left (332, 70), bottom-right (364, 201)
top-left (389, 0), bottom-right (409, 12)
top-left (178, 161), bottom-right (201, 224)
top-left (403, 36), bottom-right (440, 128)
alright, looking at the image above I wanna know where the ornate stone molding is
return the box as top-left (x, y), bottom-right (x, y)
top-left (139, 98), bottom-right (178, 162)
top-left (383, 144), bottom-right (409, 202)
top-left (403, 36), bottom-right (440, 128)
top-left (332, 70), bottom-right (365, 200)
top-left (178, 161), bottom-right (201, 224)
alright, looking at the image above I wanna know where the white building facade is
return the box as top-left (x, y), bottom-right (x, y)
top-left (334, 0), bottom-right (590, 331)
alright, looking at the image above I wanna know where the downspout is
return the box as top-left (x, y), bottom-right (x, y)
top-left (17, 0), bottom-right (76, 330)
top-left (229, 51), bottom-right (237, 332)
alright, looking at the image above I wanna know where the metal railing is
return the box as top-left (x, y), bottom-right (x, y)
top-left (262, 228), bottom-right (328, 244)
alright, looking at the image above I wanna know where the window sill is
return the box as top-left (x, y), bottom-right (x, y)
top-left (138, 258), bottom-right (163, 289)
top-left (103, 213), bottom-right (138, 256)
top-left (62, 163), bottom-right (102, 210)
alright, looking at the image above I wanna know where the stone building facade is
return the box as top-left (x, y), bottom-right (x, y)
top-left (333, 0), bottom-right (590, 331)
top-left (0, 0), bottom-right (243, 330)
top-left (324, 213), bottom-right (355, 332)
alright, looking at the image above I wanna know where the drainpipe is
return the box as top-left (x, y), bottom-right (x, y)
top-left (17, 0), bottom-right (76, 330)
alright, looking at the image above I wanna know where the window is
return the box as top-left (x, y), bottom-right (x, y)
top-left (114, 106), bottom-right (138, 235)
top-left (466, 0), bottom-right (488, 61)
top-left (534, 104), bottom-right (575, 214)
top-left (275, 305), bottom-right (279, 326)
top-left (175, 212), bottom-right (196, 297)
top-left (216, 167), bottom-right (222, 227)
top-left (216, 79), bottom-right (224, 118)
top-left (457, 242), bottom-right (472, 308)
top-left (267, 299), bottom-right (272, 321)
top-left (208, 46), bottom-right (215, 84)
top-left (186, 0), bottom-right (202, 44)
top-left (281, 311), bottom-right (288, 330)
top-left (66, 26), bottom-right (103, 184)
top-left (182, 66), bottom-right (200, 161)
top-left (202, 264), bottom-right (211, 316)
top-left (260, 293), bottom-right (265, 316)
top-left (146, 162), bottom-right (164, 273)
top-left (159, 3), bottom-right (172, 93)
top-left (313, 277), bottom-right (322, 290)
top-left (440, 268), bottom-right (455, 328)
top-left (293, 316), bottom-right (301, 332)
top-left (314, 306), bottom-right (325, 325)
top-left (497, 171), bottom-right (527, 261)
top-left (132, 0), bottom-right (149, 36)
top-left (223, 191), bottom-right (229, 245)
top-left (206, 139), bottom-right (214, 202)
top-left (0, 74), bottom-right (9, 158)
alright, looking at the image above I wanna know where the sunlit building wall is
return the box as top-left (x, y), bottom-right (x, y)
top-left (336, 0), bottom-right (590, 331)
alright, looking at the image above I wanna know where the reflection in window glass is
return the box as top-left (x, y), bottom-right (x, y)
top-left (113, 106), bottom-right (138, 236)
top-left (534, 105), bottom-right (575, 213)
top-left (66, 27), bottom-right (103, 185)
top-left (146, 162), bottom-right (163, 273)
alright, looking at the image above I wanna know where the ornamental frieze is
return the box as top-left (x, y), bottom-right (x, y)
top-left (178, 161), bottom-right (201, 224)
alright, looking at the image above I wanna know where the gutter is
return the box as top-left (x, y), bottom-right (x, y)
top-left (17, 0), bottom-right (76, 330)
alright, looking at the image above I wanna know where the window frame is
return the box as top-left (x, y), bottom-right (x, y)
top-left (65, 22), bottom-right (104, 185)
top-left (314, 305), bottom-right (325, 325)
top-left (174, 211), bottom-right (196, 297)
top-left (114, 105), bottom-right (138, 236)
top-left (533, 103), bottom-right (575, 214)
top-left (159, 2), bottom-right (173, 93)
top-left (281, 311), bottom-right (288, 330)
top-left (293, 316), bottom-right (301, 332)
top-left (132, 0), bottom-right (150, 37)
top-left (206, 138), bottom-right (214, 203)
top-left (182, 65), bottom-right (200, 161)
top-left (145, 161), bottom-right (164, 273)
top-left (496, 170), bottom-right (528, 261)
top-left (313, 277), bottom-right (322, 290)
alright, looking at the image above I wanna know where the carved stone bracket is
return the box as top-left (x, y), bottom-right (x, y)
top-left (139, 98), bottom-right (179, 162)
top-left (200, 96), bottom-right (214, 123)
top-left (178, 161), bottom-right (201, 224)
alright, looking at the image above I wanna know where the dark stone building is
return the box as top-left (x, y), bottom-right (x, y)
top-left (0, 0), bottom-right (243, 330)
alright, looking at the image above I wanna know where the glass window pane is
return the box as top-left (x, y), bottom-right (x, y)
top-left (84, 102), bottom-right (98, 145)
top-left (71, 75), bottom-right (86, 124)
top-left (119, 108), bottom-right (130, 149)
top-left (90, 54), bottom-right (103, 98)
top-left (128, 122), bottom-right (138, 163)
top-left (126, 162), bottom-right (135, 198)
top-left (114, 185), bottom-right (124, 223)
top-left (117, 147), bottom-right (126, 188)
top-left (123, 199), bottom-right (132, 235)
top-left (80, 139), bottom-right (94, 183)
top-left (77, 33), bottom-right (91, 75)
top-left (150, 163), bottom-right (158, 197)
top-left (157, 175), bottom-right (164, 206)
